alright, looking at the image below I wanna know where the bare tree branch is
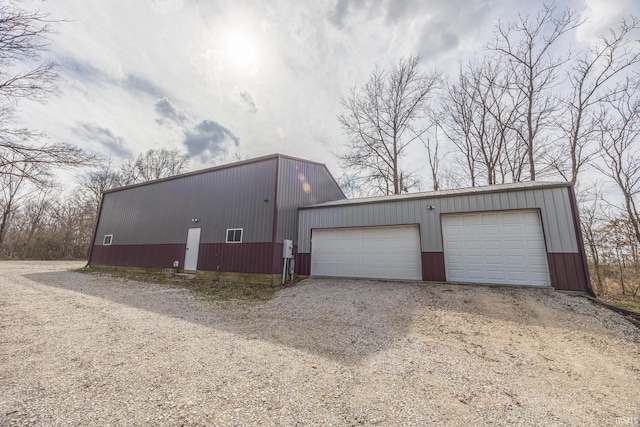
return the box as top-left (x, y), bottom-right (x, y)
top-left (486, 2), bottom-right (584, 180)
top-left (336, 56), bottom-right (440, 195)
top-left (552, 16), bottom-right (640, 182)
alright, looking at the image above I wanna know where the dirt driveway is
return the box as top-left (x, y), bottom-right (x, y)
top-left (1, 261), bottom-right (639, 426)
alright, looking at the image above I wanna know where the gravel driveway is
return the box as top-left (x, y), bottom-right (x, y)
top-left (1, 261), bottom-right (639, 426)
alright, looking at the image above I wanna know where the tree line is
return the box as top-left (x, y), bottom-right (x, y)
top-left (0, 2), bottom-right (638, 299)
top-left (0, 149), bottom-right (189, 260)
top-left (0, 3), bottom-right (189, 260)
top-left (337, 4), bottom-right (640, 298)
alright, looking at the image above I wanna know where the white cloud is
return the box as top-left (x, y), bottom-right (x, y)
top-left (13, 0), bottom-right (640, 189)
top-left (576, 0), bottom-right (636, 43)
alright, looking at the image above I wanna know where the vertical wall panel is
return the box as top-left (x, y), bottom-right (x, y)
top-left (95, 158), bottom-right (278, 246)
top-left (298, 183), bottom-right (580, 254)
top-left (421, 252), bottom-right (446, 281)
top-left (275, 157), bottom-right (344, 243)
top-left (547, 253), bottom-right (589, 291)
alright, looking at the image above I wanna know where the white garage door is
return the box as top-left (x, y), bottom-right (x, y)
top-left (311, 225), bottom-right (422, 280)
top-left (442, 210), bottom-right (550, 286)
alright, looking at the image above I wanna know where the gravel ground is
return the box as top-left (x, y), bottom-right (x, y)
top-left (1, 260), bottom-right (639, 427)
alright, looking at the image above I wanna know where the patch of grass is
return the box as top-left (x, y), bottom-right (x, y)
top-left (610, 300), bottom-right (640, 313)
top-left (75, 267), bottom-right (294, 302)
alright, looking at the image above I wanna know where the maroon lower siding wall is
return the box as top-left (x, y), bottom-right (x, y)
top-left (90, 242), bottom-right (281, 274)
top-left (296, 253), bottom-right (311, 275)
top-left (90, 244), bottom-right (186, 269)
top-left (198, 242), bottom-right (279, 273)
top-left (421, 252), bottom-right (446, 281)
top-left (272, 243), bottom-right (285, 274)
top-left (547, 252), bottom-right (590, 292)
top-left (95, 244), bottom-right (586, 292)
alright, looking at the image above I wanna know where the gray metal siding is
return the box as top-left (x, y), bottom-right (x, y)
top-left (94, 158), bottom-right (278, 245)
top-left (275, 157), bottom-right (345, 243)
top-left (298, 186), bottom-right (578, 253)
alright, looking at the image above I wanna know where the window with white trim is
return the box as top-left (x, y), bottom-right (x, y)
top-left (226, 228), bottom-right (243, 243)
top-left (103, 234), bottom-right (113, 245)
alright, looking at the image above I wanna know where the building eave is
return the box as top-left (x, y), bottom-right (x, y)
top-left (299, 181), bottom-right (573, 210)
top-left (103, 153), bottom-right (337, 195)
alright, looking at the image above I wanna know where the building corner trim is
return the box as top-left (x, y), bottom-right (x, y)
top-left (567, 186), bottom-right (595, 296)
top-left (86, 193), bottom-right (105, 267)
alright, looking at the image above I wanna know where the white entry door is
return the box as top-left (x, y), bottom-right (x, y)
top-left (184, 227), bottom-right (201, 271)
top-left (442, 210), bottom-right (550, 286)
top-left (311, 225), bottom-right (422, 280)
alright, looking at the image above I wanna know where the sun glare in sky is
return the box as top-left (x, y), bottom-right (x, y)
top-left (225, 31), bottom-right (259, 72)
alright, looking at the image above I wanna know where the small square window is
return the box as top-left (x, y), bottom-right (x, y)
top-left (103, 234), bottom-right (113, 245)
top-left (226, 228), bottom-right (243, 243)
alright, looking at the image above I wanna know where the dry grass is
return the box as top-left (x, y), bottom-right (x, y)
top-left (593, 275), bottom-right (640, 313)
top-left (76, 267), bottom-right (296, 302)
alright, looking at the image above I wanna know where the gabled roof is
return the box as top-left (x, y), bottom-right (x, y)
top-left (300, 181), bottom-right (573, 209)
top-left (103, 153), bottom-right (334, 195)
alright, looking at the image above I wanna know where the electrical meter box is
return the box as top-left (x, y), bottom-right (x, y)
top-left (283, 239), bottom-right (293, 259)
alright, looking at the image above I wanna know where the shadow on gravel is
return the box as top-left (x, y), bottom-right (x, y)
top-left (24, 271), bottom-right (625, 363)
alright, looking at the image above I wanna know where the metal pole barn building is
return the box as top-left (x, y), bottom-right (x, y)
top-left (89, 154), bottom-right (592, 294)
top-left (296, 181), bottom-right (592, 294)
top-left (88, 154), bottom-right (345, 276)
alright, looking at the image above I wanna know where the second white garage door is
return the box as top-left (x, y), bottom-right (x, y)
top-left (442, 210), bottom-right (550, 286)
top-left (311, 225), bottom-right (422, 280)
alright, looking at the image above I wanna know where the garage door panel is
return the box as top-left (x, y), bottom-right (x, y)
top-left (467, 270), bottom-right (485, 280)
top-left (447, 255), bottom-right (463, 264)
top-left (485, 255), bottom-right (503, 265)
top-left (504, 240), bottom-right (524, 250)
top-left (465, 255), bottom-right (482, 264)
top-left (443, 211), bottom-right (550, 286)
top-left (528, 273), bottom-right (551, 285)
top-left (445, 241), bottom-right (462, 250)
top-left (487, 270), bottom-right (507, 280)
top-left (505, 255), bottom-right (526, 266)
top-left (526, 241), bottom-right (546, 251)
top-left (335, 240), bottom-right (348, 250)
top-left (464, 241), bottom-right (482, 250)
top-left (311, 225), bottom-right (422, 280)
top-left (482, 226), bottom-right (500, 235)
top-left (503, 225), bottom-right (523, 234)
top-left (508, 271), bottom-right (529, 281)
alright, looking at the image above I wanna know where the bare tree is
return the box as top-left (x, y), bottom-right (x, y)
top-left (0, 2), bottom-right (95, 180)
top-left (231, 150), bottom-right (251, 161)
top-left (77, 162), bottom-right (122, 214)
top-left (337, 56), bottom-right (440, 195)
top-left (0, 2), bottom-right (57, 102)
top-left (336, 173), bottom-right (364, 198)
top-left (423, 136), bottom-right (442, 191)
top-left (1, 184), bottom-right (52, 258)
top-left (578, 186), bottom-right (607, 295)
top-left (439, 57), bottom-right (524, 186)
top-left (47, 191), bottom-right (95, 259)
top-left (438, 67), bottom-right (479, 187)
top-left (487, 3), bottom-right (583, 180)
top-left (595, 80), bottom-right (640, 248)
top-left (119, 148), bottom-right (189, 185)
top-left (553, 17), bottom-right (640, 182)
top-left (0, 163), bottom-right (27, 247)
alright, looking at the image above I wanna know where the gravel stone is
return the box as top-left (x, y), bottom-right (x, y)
top-left (1, 260), bottom-right (639, 426)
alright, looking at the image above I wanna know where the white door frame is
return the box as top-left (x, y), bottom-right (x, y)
top-left (184, 227), bottom-right (201, 271)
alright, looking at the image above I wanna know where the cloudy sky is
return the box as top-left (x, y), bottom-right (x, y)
top-left (16, 0), bottom-right (640, 187)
